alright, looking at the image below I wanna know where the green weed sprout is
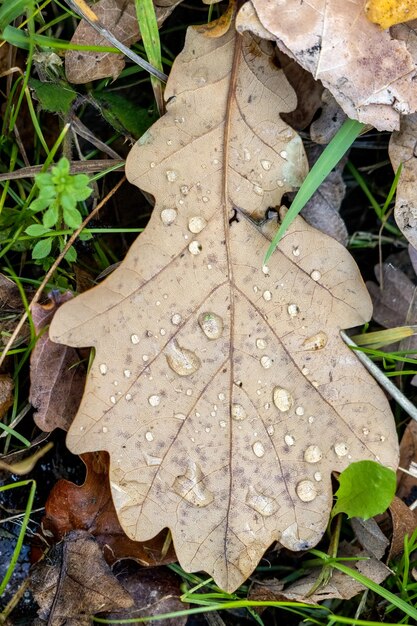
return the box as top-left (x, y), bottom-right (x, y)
top-left (27, 157), bottom-right (92, 261)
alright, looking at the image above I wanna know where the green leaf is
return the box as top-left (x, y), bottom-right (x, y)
top-left (29, 196), bottom-right (51, 213)
top-left (34, 172), bottom-right (53, 187)
top-left (25, 224), bottom-right (51, 237)
top-left (64, 245), bottom-right (77, 263)
top-left (42, 204), bottom-right (59, 229)
top-left (63, 205), bottom-right (82, 229)
top-left (93, 91), bottom-right (156, 139)
top-left (71, 185), bottom-right (93, 202)
top-left (29, 78), bottom-right (77, 115)
top-left (61, 193), bottom-right (76, 213)
top-left (332, 460), bottom-right (396, 520)
top-left (32, 237), bottom-right (52, 260)
top-left (0, 0), bottom-right (28, 30)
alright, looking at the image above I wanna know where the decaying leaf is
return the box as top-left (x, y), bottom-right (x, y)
top-left (388, 496), bottom-right (417, 560)
top-left (0, 273), bottom-right (34, 346)
top-left (42, 451), bottom-right (177, 566)
top-left (100, 563), bottom-right (188, 626)
top-left (0, 442), bottom-right (53, 475)
top-left (351, 517), bottom-right (389, 560)
top-left (29, 292), bottom-right (86, 432)
top-left (249, 542), bottom-right (391, 604)
top-left (397, 419), bottom-right (417, 502)
top-left (50, 27), bottom-right (398, 592)
top-left (0, 374), bottom-right (14, 420)
top-left (31, 530), bottom-right (134, 626)
top-left (238, 0), bottom-right (417, 130)
top-left (65, 0), bottom-right (181, 83)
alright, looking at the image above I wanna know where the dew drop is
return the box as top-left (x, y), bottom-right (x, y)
top-left (145, 431), bottom-right (154, 442)
top-left (260, 355), bottom-right (273, 369)
top-left (124, 369), bottom-right (131, 378)
top-left (188, 216), bottom-right (207, 233)
top-left (188, 240), bottom-right (202, 255)
top-left (166, 170), bottom-right (178, 182)
top-left (246, 485), bottom-right (278, 516)
top-left (131, 334), bottom-right (140, 344)
top-left (125, 393), bottom-right (132, 401)
top-left (310, 269), bottom-right (321, 281)
top-left (304, 445), bottom-right (322, 463)
top-left (252, 441), bottom-right (265, 458)
top-left (314, 471), bottom-right (322, 482)
top-left (284, 434), bottom-right (295, 446)
top-left (308, 415), bottom-right (315, 424)
top-left (334, 442), bottom-right (348, 457)
top-left (273, 387), bottom-right (294, 412)
top-left (202, 196), bottom-right (209, 203)
top-left (160, 208), bottom-right (177, 226)
top-left (231, 403), bottom-right (246, 421)
top-left (302, 331), bottom-right (328, 351)
top-left (174, 413), bottom-right (186, 420)
top-left (186, 388), bottom-right (193, 396)
top-left (256, 338), bottom-right (267, 350)
top-left (148, 395), bottom-right (160, 407)
top-left (295, 406), bottom-right (305, 416)
top-left (160, 328), bottom-right (166, 336)
top-left (262, 265), bottom-right (269, 275)
top-left (362, 427), bottom-right (369, 435)
top-left (243, 148), bottom-right (251, 161)
top-left (165, 340), bottom-right (201, 377)
top-left (263, 290), bottom-right (272, 301)
top-left (296, 480), bottom-right (317, 502)
top-left (218, 392), bottom-right (226, 401)
top-left (277, 179), bottom-right (284, 187)
top-left (302, 366), bottom-right (309, 375)
top-left (267, 424), bottom-right (274, 435)
top-left (175, 116), bottom-right (184, 124)
top-left (280, 150), bottom-right (288, 160)
top-left (102, 426), bottom-right (108, 433)
top-left (292, 246), bottom-right (300, 257)
top-left (261, 159), bottom-right (272, 171)
top-left (144, 452), bottom-right (162, 466)
top-left (287, 303), bottom-right (299, 317)
top-left (99, 363), bottom-right (108, 375)
top-left (219, 420), bottom-right (226, 428)
top-left (150, 161), bottom-right (156, 168)
top-left (173, 461), bottom-right (214, 507)
top-left (142, 355), bottom-right (149, 362)
top-left (198, 312), bottom-right (223, 340)
top-left (253, 185), bottom-right (264, 196)
top-left (180, 185), bottom-right (189, 196)
top-left (110, 396), bottom-right (116, 404)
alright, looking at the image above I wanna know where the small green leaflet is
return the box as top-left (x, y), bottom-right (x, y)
top-left (332, 460), bottom-right (396, 520)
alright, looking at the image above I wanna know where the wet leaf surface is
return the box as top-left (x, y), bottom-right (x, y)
top-left (50, 28), bottom-right (398, 592)
top-left (42, 451), bottom-right (177, 566)
top-left (29, 292), bottom-right (86, 432)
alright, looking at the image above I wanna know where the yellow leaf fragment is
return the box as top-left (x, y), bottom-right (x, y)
top-left (365, 0), bottom-right (417, 29)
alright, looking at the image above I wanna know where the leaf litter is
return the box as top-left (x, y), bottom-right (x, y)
top-left (50, 26), bottom-right (398, 592)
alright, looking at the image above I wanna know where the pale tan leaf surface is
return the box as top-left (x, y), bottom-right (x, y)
top-left (65, 0), bottom-right (181, 83)
top-left (239, 0), bottom-right (417, 131)
top-left (51, 28), bottom-right (398, 592)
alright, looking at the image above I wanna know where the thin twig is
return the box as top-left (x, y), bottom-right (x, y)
top-left (0, 177), bottom-right (126, 369)
top-left (340, 330), bottom-right (417, 423)
top-left (0, 159), bottom-right (124, 181)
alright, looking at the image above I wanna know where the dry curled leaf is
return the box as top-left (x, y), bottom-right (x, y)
top-left (29, 292), bottom-right (86, 432)
top-left (397, 419), bottom-right (417, 502)
top-left (388, 496), bottom-right (417, 560)
top-left (50, 27), bottom-right (398, 592)
top-left (351, 517), bottom-right (389, 560)
top-left (65, 0), bottom-right (182, 83)
top-left (42, 451), bottom-right (176, 566)
top-left (31, 530), bottom-right (134, 626)
top-left (0, 374), bottom-right (13, 420)
top-left (238, 0), bottom-right (417, 130)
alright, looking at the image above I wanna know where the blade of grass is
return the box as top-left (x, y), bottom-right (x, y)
top-left (264, 118), bottom-right (365, 263)
top-left (134, 0), bottom-right (164, 115)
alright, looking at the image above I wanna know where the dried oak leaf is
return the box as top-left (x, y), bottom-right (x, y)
top-left (30, 530), bottom-right (134, 626)
top-left (65, 0), bottom-right (181, 83)
top-left (29, 292), bottom-right (86, 432)
top-left (50, 27), bottom-right (398, 592)
top-left (238, 0), bottom-right (417, 130)
top-left (249, 542), bottom-right (391, 604)
top-left (42, 451), bottom-right (176, 566)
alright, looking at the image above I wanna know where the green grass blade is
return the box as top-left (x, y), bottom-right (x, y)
top-left (134, 0), bottom-right (163, 78)
top-left (264, 118), bottom-right (365, 263)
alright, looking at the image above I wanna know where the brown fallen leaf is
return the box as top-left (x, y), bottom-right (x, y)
top-left (42, 451), bottom-right (177, 566)
top-left (388, 496), bottom-right (417, 561)
top-left (29, 292), bottom-right (86, 432)
top-left (350, 517), bottom-right (389, 560)
top-left (249, 542), bottom-right (391, 604)
top-left (367, 261), bottom-right (416, 329)
top-left (65, 0), bottom-right (181, 83)
top-left (0, 374), bottom-right (14, 420)
top-left (30, 530), bottom-right (134, 626)
top-left (99, 563), bottom-right (188, 625)
top-left (397, 419), bottom-right (417, 502)
top-left (50, 27), bottom-right (398, 592)
top-left (0, 442), bottom-right (53, 475)
top-left (0, 273), bottom-right (34, 347)
top-left (238, 0), bottom-right (417, 130)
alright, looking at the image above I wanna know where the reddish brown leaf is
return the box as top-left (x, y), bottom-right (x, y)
top-left (388, 496), bottom-right (417, 561)
top-left (31, 530), bottom-right (134, 626)
top-left (42, 451), bottom-right (177, 567)
top-left (29, 292), bottom-right (86, 432)
top-left (397, 419), bottom-right (417, 502)
top-left (0, 374), bottom-right (13, 420)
